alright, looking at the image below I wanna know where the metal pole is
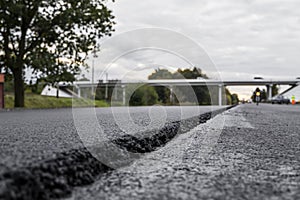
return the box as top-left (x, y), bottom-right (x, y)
top-left (91, 45), bottom-right (98, 99)
top-left (105, 72), bottom-right (108, 100)
top-left (91, 60), bottom-right (94, 98)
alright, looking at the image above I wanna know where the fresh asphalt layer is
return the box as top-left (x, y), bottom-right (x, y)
top-left (71, 104), bottom-right (300, 200)
top-left (0, 105), bottom-right (228, 199)
top-left (0, 106), bottom-right (225, 171)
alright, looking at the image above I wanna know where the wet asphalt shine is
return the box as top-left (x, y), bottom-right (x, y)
top-left (1, 104), bottom-right (300, 199)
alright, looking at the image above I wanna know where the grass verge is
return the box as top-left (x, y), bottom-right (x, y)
top-left (4, 94), bottom-right (109, 109)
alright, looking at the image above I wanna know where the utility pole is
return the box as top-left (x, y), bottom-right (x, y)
top-left (105, 72), bottom-right (108, 100)
top-left (91, 46), bottom-right (98, 98)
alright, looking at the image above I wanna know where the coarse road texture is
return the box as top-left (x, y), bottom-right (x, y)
top-left (0, 106), bottom-right (228, 199)
top-left (72, 104), bottom-right (300, 200)
top-left (0, 106), bottom-right (224, 171)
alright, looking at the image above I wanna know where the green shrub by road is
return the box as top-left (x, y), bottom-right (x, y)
top-left (4, 94), bottom-right (109, 109)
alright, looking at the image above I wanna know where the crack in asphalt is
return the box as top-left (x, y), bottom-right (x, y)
top-left (0, 106), bottom-right (234, 200)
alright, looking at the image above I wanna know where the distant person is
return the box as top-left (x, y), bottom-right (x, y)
top-left (255, 88), bottom-right (261, 106)
top-left (291, 95), bottom-right (296, 105)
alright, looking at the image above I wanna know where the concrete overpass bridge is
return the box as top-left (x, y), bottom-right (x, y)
top-left (60, 79), bottom-right (300, 106)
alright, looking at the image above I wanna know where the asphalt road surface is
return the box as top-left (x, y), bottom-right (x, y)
top-left (71, 104), bottom-right (300, 200)
top-left (1, 104), bottom-right (299, 199)
top-left (0, 106), bottom-right (224, 173)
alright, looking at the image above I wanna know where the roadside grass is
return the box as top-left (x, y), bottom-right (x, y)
top-left (4, 93), bottom-right (109, 109)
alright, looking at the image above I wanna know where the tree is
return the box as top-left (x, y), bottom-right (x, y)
top-left (271, 84), bottom-right (279, 96)
top-left (174, 67), bottom-right (210, 105)
top-left (225, 92), bottom-right (232, 105)
top-left (129, 85), bottom-right (158, 106)
top-left (148, 68), bottom-right (173, 104)
top-left (231, 93), bottom-right (239, 104)
top-left (148, 67), bottom-right (211, 105)
top-left (0, 0), bottom-right (115, 107)
top-left (173, 67), bottom-right (208, 79)
top-left (148, 68), bottom-right (173, 80)
top-left (261, 89), bottom-right (267, 101)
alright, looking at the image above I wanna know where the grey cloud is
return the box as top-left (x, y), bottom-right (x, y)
top-left (85, 0), bottom-right (300, 85)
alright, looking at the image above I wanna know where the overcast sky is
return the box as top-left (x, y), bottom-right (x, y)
top-left (86, 0), bottom-right (300, 99)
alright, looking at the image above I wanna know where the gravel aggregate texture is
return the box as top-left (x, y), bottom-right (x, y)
top-left (71, 104), bottom-right (300, 200)
top-left (0, 106), bottom-right (228, 199)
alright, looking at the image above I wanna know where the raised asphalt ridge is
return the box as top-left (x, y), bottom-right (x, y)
top-left (0, 106), bottom-right (234, 200)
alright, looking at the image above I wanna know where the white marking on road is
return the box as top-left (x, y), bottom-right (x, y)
top-left (121, 110), bottom-right (228, 174)
top-left (223, 110), bottom-right (254, 129)
top-left (122, 108), bottom-right (254, 174)
top-left (224, 115), bottom-right (254, 129)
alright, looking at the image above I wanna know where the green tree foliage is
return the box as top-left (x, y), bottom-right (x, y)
top-left (148, 68), bottom-right (173, 80)
top-left (0, 0), bottom-right (115, 107)
top-left (129, 85), bottom-right (158, 106)
top-left (231, 93), bottom-right (239, 105)
top-left (173, 67), bottom-right (208, 79)
top-left (271, 84), bottom-right (279, 96)
top-left (148, 68), bottom-right (173, 103)
top-left (261, 89), bottom-right (267, 101)
top-left (153, 86), bottom-right (170, 104)
top-left (149, 67), bottom-right (211, 105)
top-left (225, 88), bottom-right (232, 105)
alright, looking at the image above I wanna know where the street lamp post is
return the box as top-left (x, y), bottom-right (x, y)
top-left (91, 46), bottom-right (98, 98)
top-left (105, 72), bottom-right (108, 100)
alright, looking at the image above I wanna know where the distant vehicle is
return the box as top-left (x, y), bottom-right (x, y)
top-left (297, 77), bottom-right (300, 79)
top-left (271, 95), bottom-right (290, 104)
top-left (254, 77), bottom-right (263, 80)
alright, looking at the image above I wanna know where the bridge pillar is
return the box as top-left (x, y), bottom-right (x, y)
top-left (267, 84), bottom-right (273, 101)
top-left (218, 84), bottom-right (222, 106)
top-left (78, 87), bottom-right (81, 98)
top-left (169, 86), bottom-right (173, 104)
